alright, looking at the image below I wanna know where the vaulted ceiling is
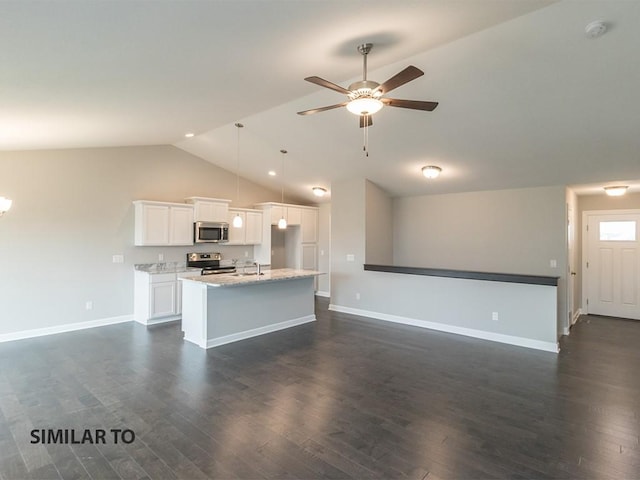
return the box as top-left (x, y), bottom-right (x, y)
top-left (2, 1), bottom-right (639, 202)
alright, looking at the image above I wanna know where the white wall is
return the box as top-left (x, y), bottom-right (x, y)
top-left (0, 145), bottom-right (285, 337)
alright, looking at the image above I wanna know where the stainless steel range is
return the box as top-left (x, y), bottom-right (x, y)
top-left (186, 252), bottom-right (236, 276)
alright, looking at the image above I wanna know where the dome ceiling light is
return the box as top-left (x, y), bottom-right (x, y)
top-left (422, 165), bottom-right (442, 179)
top-left (604, 186), bottom-right (627, 196)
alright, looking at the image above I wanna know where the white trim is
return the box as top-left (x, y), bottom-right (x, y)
top-left (329, 304), bottom-right (558, 353)
top-left (205, 315), bottom-right (316, 348)
top-left (315, 290), bottom-right (330, 298)
top-left (572, 308), bottom-right (582, 325)
top-left (136, 314), bottom-right (181, 326)
top-left (0, 315), bottom-right (133, 344)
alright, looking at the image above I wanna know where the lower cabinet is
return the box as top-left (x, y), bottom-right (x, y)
top-left (134, 270), bottom-right (201, 325)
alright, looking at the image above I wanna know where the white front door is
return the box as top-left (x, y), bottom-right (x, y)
top-left (585, 211), bottom-right (640, 320)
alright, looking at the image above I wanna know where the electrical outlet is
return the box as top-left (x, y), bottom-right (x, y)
top-left (550, 259), bottom-right (557, 268)
top-left (158, 254), bottom-right (164, 262)
top-left (112, 254), bottom-right (124, 264)
top-left (346, 254), bottom-right (355, 262)
top-left (320, 250), bottom-right (325, 256)
top-left (356, 293), bottom-right (361, 300)
top-left (244, 251), bottom-right (249, 257)
top-left (492, 312), bottom-right (499, 321)
top-left (85, 301), bottom-right (93, 311)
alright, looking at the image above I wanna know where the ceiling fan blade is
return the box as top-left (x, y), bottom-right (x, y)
top-left (374, 66), bottom-right (424, 95)
top-left (297, 102), bottom-right (348, 116)
top-left (304, 76), bottom-right (352, 95)
top-left (381, 98), bottom-right (439, 111)
top-left (359, 115), bottom-right (373, 128)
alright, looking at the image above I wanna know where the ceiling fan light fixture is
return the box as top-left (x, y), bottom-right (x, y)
top-left (604, 185), bottom-right (628, 196)
top-left (422, 165), bottom-right (442, 179)
top-left (312, 187), bottom-right (327, 197)
top-left (346, 97), bottom-right (383, 116)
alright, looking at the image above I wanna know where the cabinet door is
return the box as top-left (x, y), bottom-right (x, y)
top-left (149, 282), bottom-right (176, 318)
top-left (301, 209), bottom-right (318, 243)
top-left (140, 204), bottom-right (170, 245)
top-left (227, 210), bottom-right (246, 244)
top-left (270, 205), bottom-right (285, 225)
top-left (287, 207), bottom-right (302, 225)
top-left (301, 243), bottom-right (317, 270)
top-left (245, 211), bottom-right (263, 244)
top-left (196, 201), bottom-right (229, 222)
top-left (169, 206), bottom-right (194, 245)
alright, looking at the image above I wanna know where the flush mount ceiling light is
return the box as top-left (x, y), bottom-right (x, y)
top-left (232, 123), bottom-right (244, 228)
top-left (0, 196), bottom-right (12, 216)
top-left (268, 170), bottom-right (276, 176)
top-left (422, 165), bottom-right (442, 179)
top-left (604, 185), bottom-right (628, 196)
top-left (312, 187), bottom-right (327, 197)
top-left (184, 132), bottom-right (195, 138)
top-left (278, 149), bottom-right (288, 229)
top-left (585, 20), bottom-right (607, 39)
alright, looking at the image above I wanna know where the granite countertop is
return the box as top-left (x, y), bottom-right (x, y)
top-left (181, 268), bottom-right (324, 288)
top-left (134, 263), bottom-right (201, 274)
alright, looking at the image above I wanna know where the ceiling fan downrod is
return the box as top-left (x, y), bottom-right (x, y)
top-left (357, 43), bottom-right (373, 81)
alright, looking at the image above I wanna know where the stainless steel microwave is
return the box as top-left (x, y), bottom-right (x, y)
top-left (194, 221), bottom-right (229, 243)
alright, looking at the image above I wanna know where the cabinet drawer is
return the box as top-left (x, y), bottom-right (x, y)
top-left (150, 273), bottom-right (177, 284)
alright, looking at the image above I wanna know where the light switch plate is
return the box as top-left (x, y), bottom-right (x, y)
top-left (346, 254), bottom-right (355, 262)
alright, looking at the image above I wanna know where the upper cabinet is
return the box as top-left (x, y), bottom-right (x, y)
top-left (134, 201), bottom-right (194, 246)
top-left (185, 197), bottom-right (231, 223)
top-left (301, 208), bottom-right (318, 243)
top-left (227, 208), bottom-right (263, 245)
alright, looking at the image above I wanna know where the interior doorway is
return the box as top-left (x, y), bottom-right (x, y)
top-left (583, 210), bottom-right (640, 320)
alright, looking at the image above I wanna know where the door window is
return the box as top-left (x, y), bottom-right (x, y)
top-left (599, 221), bottom-right (636, 241)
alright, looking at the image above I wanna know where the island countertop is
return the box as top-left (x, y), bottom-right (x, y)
top-left (181, 268), bottom-right (324, 288)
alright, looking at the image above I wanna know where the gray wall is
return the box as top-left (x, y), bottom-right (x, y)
top-left (317, 203), bottom-right (331, 295)
top-left (0, 145), bottom-right (283, 336)
top-left (331, 180), bottom-right (565, 347)
top-left (365, 181), bottom-right (393, 265)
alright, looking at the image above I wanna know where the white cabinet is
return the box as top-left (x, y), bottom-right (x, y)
top-left (135, 269), bottom-right (201, 325)
top-left (185, 197), bottom-right (231, 223)
top-left (286, 207), bottom-right (302, 226)
top-left (254, 203), bottom-right (319, 270)
top-left (133, 201), bottom-right (194, 246)
top-left (150, 280), bottom-right (176, 319)
top-left (227, 208), bottom-right (263, 245)
top-left (301, 208), bottom-right (318, 243)
top-left (246, 211), bottom-right (263, 244)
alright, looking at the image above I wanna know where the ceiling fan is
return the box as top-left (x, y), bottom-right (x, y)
top-left (297, 43), bottom-right (438, 128)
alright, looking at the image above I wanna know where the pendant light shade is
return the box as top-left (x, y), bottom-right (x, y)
top-left (279, 149), bottom-right (287, 229)
top-left (233, 123), bottom-right (244, 228)
top-left (0, 196), bottom-right (12, 216)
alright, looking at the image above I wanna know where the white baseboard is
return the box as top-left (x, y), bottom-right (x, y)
top-left (0, 315), bottom-right (133, 344)
top-left (205, 315), bottom-right (316, 349)
top-left (135, 315), bottom-right (181, 326)
top-left (315, 291), bottom-right (330, 298)
top-left (572, 308), bottom-right (582, 325)
top-left (328, 304), bottom-right (558, 353)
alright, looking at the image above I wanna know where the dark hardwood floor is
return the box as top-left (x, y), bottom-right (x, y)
top-left (1, 298), bottom-right (639, 479)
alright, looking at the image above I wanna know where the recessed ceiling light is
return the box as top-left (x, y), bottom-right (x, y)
top-left (604, 185), bottom-right (628, 196)
top-left (184, 132), bottom-right (195, 138)
top-left (268, 170), bottom-right (277, 176)
top-left (422, 165), bottom-right (442, 179)
top-left (312, 187), bottom-right (327, 197)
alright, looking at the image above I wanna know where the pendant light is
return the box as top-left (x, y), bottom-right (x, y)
top-left (232, 123), bottom-right (244, 228)
top-left (0, 196), bottom-right (12, 216)
top-left (278, 149), bottom-right (287, 229)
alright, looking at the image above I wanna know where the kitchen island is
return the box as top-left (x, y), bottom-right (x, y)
top-left (180, 268), bottom-right (323, 349)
